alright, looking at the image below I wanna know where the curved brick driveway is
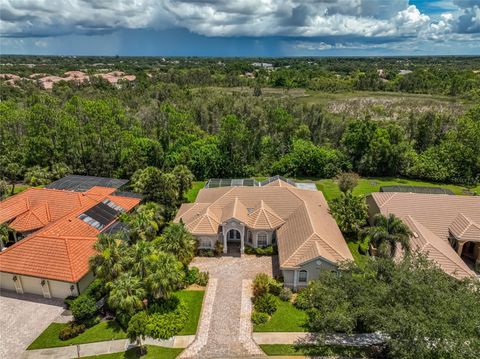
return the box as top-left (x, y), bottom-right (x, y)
top-left (180, 255), bottom-right (277, 358)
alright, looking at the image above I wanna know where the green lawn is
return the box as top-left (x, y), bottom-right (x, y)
top-left (175, 290), bottom-right (205, 335)
top-left (185, 181), bottom-right (205, 203)
top-left (347, 241), bottom-right (369, 268)
top-left (28, 320), bottom-right (127, 350)
top-left (81, 345), bottom-right (183, 359)
top-left (316, 177), bottom-right (478, 201)
top-left (260, 344), bottom-right (370, 357)
top-left (28, 290), bottom-right (204, 350)
top-left (254, 298), bottom-right (308, 332)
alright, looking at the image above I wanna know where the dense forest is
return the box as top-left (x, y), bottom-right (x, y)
top-left (1, 56), bottom-right (479, 188)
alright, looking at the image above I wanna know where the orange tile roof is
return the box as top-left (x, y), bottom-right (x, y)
top-left (0, 187), bottom-right (140, 282)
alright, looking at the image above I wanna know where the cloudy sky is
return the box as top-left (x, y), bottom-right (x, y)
top-left (1, 0), bottom-right (479, 56)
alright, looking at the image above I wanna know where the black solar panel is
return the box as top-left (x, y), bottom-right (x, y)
top-left (83, 202), bottom-right (119, 227)
top-left (380, 185), bottom-right (454, 195)
top-left (46, 175), bottom-right (128, 192)
top-left (113, 191), bottom-right (143, 199)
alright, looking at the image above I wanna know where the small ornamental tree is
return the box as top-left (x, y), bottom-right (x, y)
top-left (329, 191), bottom-right (368, 237)
top-left (336, 172), bottom-right (360, 193)
top-left (127, 311), bottom-right (149, 355)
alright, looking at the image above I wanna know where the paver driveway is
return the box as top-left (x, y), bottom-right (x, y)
top-left (0, 290), bottom-right (65, 358)
top-left (180, 254), bottom-right (278, 358)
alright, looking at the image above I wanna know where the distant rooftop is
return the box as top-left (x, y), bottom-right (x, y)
top-left (46, 175), bottom-right (128, 192)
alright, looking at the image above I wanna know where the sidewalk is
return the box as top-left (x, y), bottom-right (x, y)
top-left (22, 335), bottom-right (195, 359)
top-left (253, 332), bottom-right (387, 346)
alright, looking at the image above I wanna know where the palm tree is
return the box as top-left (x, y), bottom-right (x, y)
top-left (108, 273), bottom-right (146, 316)
top-left (120, 203), bottom-right (164, 243)
top-left (131, 240), bottom-right (154, 280)
top-left (172, 165), bottom-right (193, 201)
top-left (362, 214), bottom-right (412, 258)
top-left (145, 252), bottom-right (184, 299)
top-left (156, 222), bottom-right (196, 266)
top-left (89, 234), bottom-right (125, 282)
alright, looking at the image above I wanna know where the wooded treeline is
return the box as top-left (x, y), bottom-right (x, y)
top-left (1, 56), bottom-right (479, 186)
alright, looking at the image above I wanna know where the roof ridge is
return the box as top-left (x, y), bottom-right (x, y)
top-left (63, 237), bottom-right (75, 282)
top-left (285, 233), bottom-right (316, 265)
top-left (456, 213), bottom-right (480, 237)
top-left (44, 201), bottom-right (52, 222)
top-left (378, 192), bottom-right (398, 208)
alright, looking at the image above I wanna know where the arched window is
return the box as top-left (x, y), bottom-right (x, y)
top-left (228, 229), bottom-right (241, 240)
top-left (257, 232), bottom-right (268, 247)
top-left (298, 270), bottom-right (308, 283)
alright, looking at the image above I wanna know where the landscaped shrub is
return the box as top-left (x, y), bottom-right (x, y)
top-left (116, 312), bottom-right (134, 330)
top-left (64, 295), bottom-right (77, 309)
top-left (70, 294), bottom-right (97, 322)
top-left (83, 278), bottom-right (107, 301)
top-left (58, 322), bottom-right (86, 340)
top-left (253, 273), bottom-right (270, 297)
top-left (245, 245), bottom-right (278, 256)
top-left (83, 315), bottom-right (101, 328)
top-left (279, 287), bottom-right (293, 301)
top-left (197, 248), bottom-right (214, 257)
top-left (251, 311), bottom-right (269, 325)
top-left (254, 293), bottom-right (278, 315)
top-left (268, 279), bottom-right (283, 296)
top-left (185, 266), bottom-right (200, 285)
top-left (214, 241), bottom-right (224, 256)
top-left (146, 300), bottom-right (188, 339)
top-left (196, 271), bottom-right (209, 286)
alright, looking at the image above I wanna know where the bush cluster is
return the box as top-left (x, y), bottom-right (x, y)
top-left (70, 294), bottom-right (97, 322)
top-left (145, 298), bottom-right (189, 339)
top-left (196, 271), bottom-right (209, 286)
top-left (244, 245), bottom-right (277, 256)
top-left (251, 311), bottom-right (269, 325)
top-left (58, 322), bottom-right (86, 340)
top-left (279, 287), bottom-right (293, 302)
top-left (196, 248), bottom-right (215, 257)
top-left (184, 267), bottom-right (209, 287)
top-left (254, 293), bottom-right (278, 315)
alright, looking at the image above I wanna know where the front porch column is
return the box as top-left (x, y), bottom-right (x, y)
top-left (240, 229), bottom-right (245, 254)
top-left (223, 231), bottom-right (227, 254)
top-left (456, 241), bottom-right (465, 256)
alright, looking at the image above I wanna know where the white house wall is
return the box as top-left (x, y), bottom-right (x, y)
top-left (0, 272), bottom-right (82, 299)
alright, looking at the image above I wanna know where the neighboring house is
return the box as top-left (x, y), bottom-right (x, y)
top-left (175, 177), bottom-right (353, 289)
top-left (0, 177), bottom-right (141, 298)
top-left (367, 192), bottom-right (480, 279)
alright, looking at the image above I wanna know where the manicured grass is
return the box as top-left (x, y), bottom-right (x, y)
top-left (27, 320), bottom-right (127, 350)
top-left (260, 344), bottom-right (370, 357)
top-left (316, 177), bottom-right (478, 201)
top-left (347, 241), bottom-right (369, 268)
top-left (175, 290), bottom-right (205, 335)
top-left (28, 290), bottom-right (204, 350)
top-left (254, 298), bottom-right (307, 332)
top-left (81, 345), bottom-right (183, 359)
top-left (185, 181), bottom-right (205, 203)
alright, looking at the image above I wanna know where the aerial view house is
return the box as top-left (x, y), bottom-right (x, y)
top-left (0, 176), bottom-right (141, 298)
top-left (367, 192), bottom-right (480, 279)
top-left (175, 176), bottom-right (353, 289)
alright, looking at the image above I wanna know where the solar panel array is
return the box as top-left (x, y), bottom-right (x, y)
top-left (380, 185), bottom-right (454, 195)
top-left (79, 201), bottom-right (123, 230)
top-left (205, 178), bottom-right (259, 188)
top-left (46, 175), bottom-right (128, 192)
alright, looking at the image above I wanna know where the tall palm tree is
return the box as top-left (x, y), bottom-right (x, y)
top-left (107, 273), bottom-right (146, 316)
top-left (89, 234), bottom-right (125, 282)
top-left (362, 214), bottom-right (412, 258)
top-left (172, 165), bottom-right (193, 201)
top-left (130, 240), bottom-right (154, 280)
top-left (145, 252), bottom-right (184, 299)
top-left (120, 203), bottom-right (164, 243)
top-left (156, 222), bottom-right (196, 266)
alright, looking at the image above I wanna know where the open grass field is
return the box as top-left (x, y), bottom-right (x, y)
top-left (254, 297), bottom-right (307, 332)
top-left (82, 345), bottom-right (183, 359)
top-left (28, 290), bottom-right (204, 350)
top-left (315, 177), bottom-right (479, 201)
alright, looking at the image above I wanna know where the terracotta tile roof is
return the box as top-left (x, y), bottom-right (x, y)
top-left (175, 185), bottom-right (352, 268)
top-left (0, 187), bottom-right (141, 282)
top-left (369, 192), bottom-right (479, 279)
top-left (185, 208), bottom-right (220, 235)
top-left (221, 197), bottom-right (249, 223)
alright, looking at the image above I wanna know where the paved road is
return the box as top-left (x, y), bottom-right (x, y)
top-left (180, 255), bottom-right (277, 358)
top-left (0, 290), bottom-right (65, 358)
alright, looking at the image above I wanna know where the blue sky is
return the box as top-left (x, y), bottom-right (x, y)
top-left (1, 0), bottom-right (479, 56)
